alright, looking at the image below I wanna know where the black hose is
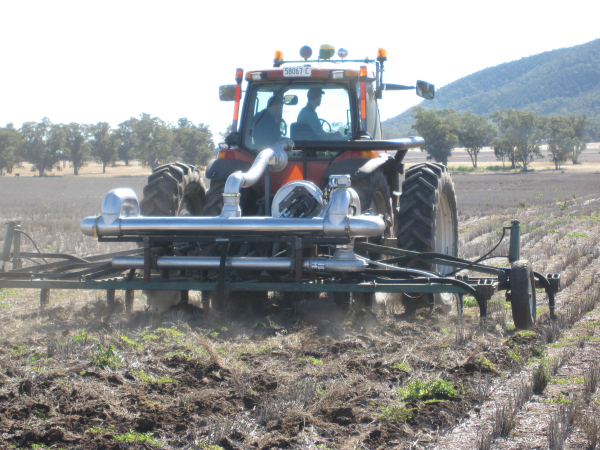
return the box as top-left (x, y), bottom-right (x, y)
top-left (16, 230), bottom-right (48, 264)
top-left (350, 273), bottom-right (486, 316)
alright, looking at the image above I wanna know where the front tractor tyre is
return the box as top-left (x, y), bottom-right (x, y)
top-left (139, 163), bottom-right (205, 311)
top-left (396, 163), bottom-right (459, 313)
top-left (509, 260), bottom-right (536, 330)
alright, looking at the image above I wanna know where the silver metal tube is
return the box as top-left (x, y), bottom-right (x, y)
top-left (158, 256), bottom-right (292, 271)
top-left (82, 214), bottom-right (384, 238)
top-left (221, 139), bottom-right (292, 217)
top-left (112, 254), bottom-right (367, 272)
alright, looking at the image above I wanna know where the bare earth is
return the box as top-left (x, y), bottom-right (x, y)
top-left (0, 153), bottom-right (599, 449)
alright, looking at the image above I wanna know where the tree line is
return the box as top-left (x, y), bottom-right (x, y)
top-left (0, 114), bottom-right (214, 176)
top-left (411, 107), bottom-right (598, 170)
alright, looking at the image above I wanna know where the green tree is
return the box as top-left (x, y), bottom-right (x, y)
top-left (64, 123), bottom-right (91, 175)
top-left (491, 137), bottom-right (513, 167)
top-left (20, 118), bottom-right (66, 176)
top-left (566, 114), bottom-right (590, 164)
top-left (0, 123), bottom-right (22, 176)
top-left (456, 112), bottom-right (496, 168)
top-left (130, 114), bottom-right (173, 170)
top-left (411, 106), bottom-right (458, 165)
top-left (539, 116), bottom-right (573, 169)
top-left (174, 118), bottom-right (214, 167)
top-left (491, 109), bottom-right (541, 170)
top-left (91, 122), bottom-right (120, 173)
top-left (117, 119), bottom-right (136, 166)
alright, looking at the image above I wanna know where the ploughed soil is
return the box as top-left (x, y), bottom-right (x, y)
top-left (1, 172), bottom-right (600, 449)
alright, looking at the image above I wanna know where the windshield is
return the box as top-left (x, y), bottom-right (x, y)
top-left (242, 82), bottom-right (353, 155)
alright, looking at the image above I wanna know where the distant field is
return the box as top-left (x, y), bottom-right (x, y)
top-left (4, 142), bottom-right (599, 178)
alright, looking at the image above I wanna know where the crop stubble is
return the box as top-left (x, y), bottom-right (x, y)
top-left (0, 171), bottom-right (599, 449)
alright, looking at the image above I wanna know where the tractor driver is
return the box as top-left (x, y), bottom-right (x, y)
top-left (252, 94), bottom-right (284, 148)
top-left (297, 88), bottom-right (343, 140)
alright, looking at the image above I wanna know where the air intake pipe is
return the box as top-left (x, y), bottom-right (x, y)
top-left (220, 139), bottom-right (292, 217)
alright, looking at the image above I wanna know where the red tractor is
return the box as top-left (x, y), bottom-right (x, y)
top-left (137, 45), bottom-right (459, 313)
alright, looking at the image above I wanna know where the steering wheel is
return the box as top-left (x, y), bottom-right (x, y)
top-left (280, 118), bottom-right (287, 136)
top-left (320, 119), bottom-right (331, 132)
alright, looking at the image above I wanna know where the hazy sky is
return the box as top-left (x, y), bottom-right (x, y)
top-left (1, 0), bottom-right (598, 138)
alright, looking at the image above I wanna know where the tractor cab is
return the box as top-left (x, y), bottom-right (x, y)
top-left (210, 45), bottom-right (435, 216)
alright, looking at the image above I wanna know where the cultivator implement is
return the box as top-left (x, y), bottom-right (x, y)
top-left (1, 215), bottom-right (560, 328)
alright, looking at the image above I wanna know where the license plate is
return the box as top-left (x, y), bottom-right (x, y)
top-left (283, 66), bottom-right (311, 77)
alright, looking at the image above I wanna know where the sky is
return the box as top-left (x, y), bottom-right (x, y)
top-left (1, 0), bottom-right (599, 139)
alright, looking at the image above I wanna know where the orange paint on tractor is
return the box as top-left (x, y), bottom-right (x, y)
top-left (283, 165), bottom-right (303, 185)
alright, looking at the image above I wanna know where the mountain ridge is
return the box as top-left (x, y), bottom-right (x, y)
top-left (382, 39), bottom-right (600, 138)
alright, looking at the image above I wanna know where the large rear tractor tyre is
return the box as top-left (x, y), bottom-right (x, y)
top-left (140, 163), bottom-right (205, 312)
top-left (396, 163), bottom-right (458, 313)
top-left (351, 170), bottom-right (392, 228)
top-left (509, 260), bottom-right (536, 330)
top-left (202, 180), bottom-right (225, 217)
top-left (140, 163), bottom-right (205, 217)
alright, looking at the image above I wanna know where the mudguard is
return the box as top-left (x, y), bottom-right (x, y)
top-left (205, 158), bottom-right (253, 180)
top-left (322, 155), bottom-right (394, 182)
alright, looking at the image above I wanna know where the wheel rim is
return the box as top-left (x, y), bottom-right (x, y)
top-left (435, 192), bottom-right (455, 307)
top-left (435, 192), bottom-right (455, 276)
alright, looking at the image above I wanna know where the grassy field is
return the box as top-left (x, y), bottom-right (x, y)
top-left (0, 169), bottom-right (599, 449)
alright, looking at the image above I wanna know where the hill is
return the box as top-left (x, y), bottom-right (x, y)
top-left (382, 39), bottom-right (600, 138)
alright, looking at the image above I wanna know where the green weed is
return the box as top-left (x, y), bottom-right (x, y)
top-left (121, 335), bottom-right (143, 351)
top-left (90, 344), bottom-right (123, 370)
top-left (9, 344), bottom-right (30, 357)
top-left (88, 424), bottom-right (115, 434)
top-left (397, 378), bottom-right (457, 402)
top-left (508, 343), bottom-right (523, 363)
top-left (517, 330), bottom-right (536, 338)
top-left (565, 232), bottom-right (588, 237)
top-left (113, 431), bottom-right (158, 445)
top-left (544, 393), bottom-right (571, 403)
top-left (0, 288), bottom-right (22, 299)
top-left (134, 369), bottom-right (173, 384)
top-left (379, 405), bottom-right (413, 422)
top-left (392, 363), bottom-right (412, 372)
top-left (257, 344), bottom-right (271, 354)
top-left (532, 362), bottom-right (551, 394)
top-left (462, 296), bottom-right (478, 308)
top-left (299, 357), bottom-right (323, 365)
top-left (477, 356), bottom-right (497, 372)
top-left (140, 332), bottom-right (159, 342)
top-left (72, 329), bottom-right (89, 345)
top-left (157, 326), bottom-right (184, 341)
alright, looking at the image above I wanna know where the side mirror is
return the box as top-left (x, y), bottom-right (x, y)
top-left (284, 95), bottom-right (298, 105)
top-left (219, 85), bottom-right (237, 101)
top-left (416, 80), bottom-right (435, 100)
